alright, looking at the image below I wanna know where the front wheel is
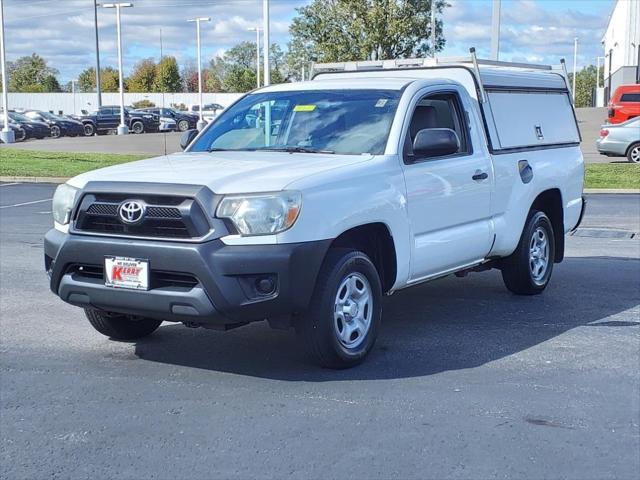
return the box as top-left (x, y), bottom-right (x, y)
top-left (177, 119), bottom-right (190, 132)
top-left (83, 123), bottom-right (95, 136)
top-left (627, 143), bottom-right (640, 163)
top-left (131, 121), bottom-right (144, 134)
top-left (297, 249), bottom-right (382, 369)
top-left (84, 309), bottom-right (162, 340)
top-left (501, 210), bottom-right (555, 295)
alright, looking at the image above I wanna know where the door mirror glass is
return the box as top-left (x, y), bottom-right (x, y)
top-left (180, 129), bottom-right (198, 150)
top-left (412, 128), bottom-right (460, 159)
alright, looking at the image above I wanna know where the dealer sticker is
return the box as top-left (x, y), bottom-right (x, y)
top-left (104, 256), bottom-right (149, 291)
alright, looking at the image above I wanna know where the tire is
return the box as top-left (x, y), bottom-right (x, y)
top-left (50, 125), bottom-right (61, 138)
top-left (296, 248), bottom-right (382, 369)
top-left (627, 142), bottom-right (640, 163)
top-left (83, 123), bottom-right (95, 136)
top-left (84, 309), bottom-right (162, 341)
top-left (131, 121), bottom-right (144, 134)
top-left (177, 120), bottom-right (190, 132)
top-left (501, 210), bottom-right (555, 295)
top-left (14, 128), bottom-right (26, 142)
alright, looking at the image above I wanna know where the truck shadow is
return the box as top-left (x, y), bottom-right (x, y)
top-left (134, 256), bottom-right (640, 381)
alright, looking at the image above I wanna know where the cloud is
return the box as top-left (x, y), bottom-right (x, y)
top-left (3, 0), bottom-right (612, 82)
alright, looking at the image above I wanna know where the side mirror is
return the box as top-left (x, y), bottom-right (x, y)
top-left (412, 128), bottom-right (460, 159)
top-left (180, 129), bottom-right (198, 150)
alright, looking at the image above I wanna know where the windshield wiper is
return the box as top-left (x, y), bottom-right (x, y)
top-left (255, 146), bottom-right (335, 154)
top-left (206, 147), bottom-right (231, 152)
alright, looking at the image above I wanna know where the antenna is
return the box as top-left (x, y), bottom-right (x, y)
top-left (160, 27), bottom-right (167, 156)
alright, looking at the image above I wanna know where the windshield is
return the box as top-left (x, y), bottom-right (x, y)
top-left (190, 89), bottom-right (401, 155)
top-left (9, 112), bottom-right (30, 122)
top-left (39, 111), bottom-right (58, 121)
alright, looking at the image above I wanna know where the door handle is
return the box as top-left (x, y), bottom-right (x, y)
top-left (472, 171), bottom-right (488, 181)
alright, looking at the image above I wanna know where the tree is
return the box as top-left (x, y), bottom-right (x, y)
top-left (77, 66), bottom-right (122, 93)
top-left (288, 0), bottom-right (446, 69)
top-left (7, 53), bottom-right (61, 92)
top-left (127, 58), bottom-right (157, 92)
top-left (181, 61), bottom-right (199, 92)
top-left (131, 99), bottom-right (156, 109)
top-left (204, 41), bottom-right (286, 93)
top-left (568, 65), bottom-right (605, 108)
top-left (154, 56), bottom-right (182, 92)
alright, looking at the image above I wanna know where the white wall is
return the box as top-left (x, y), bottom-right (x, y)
top-left (602, 0), bottom-right (640, 77)
top-left (6, 92), bottom-right (244, 115)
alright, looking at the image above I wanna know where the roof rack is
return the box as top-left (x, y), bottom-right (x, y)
top-left (311, 48), bottom-right (571, 104)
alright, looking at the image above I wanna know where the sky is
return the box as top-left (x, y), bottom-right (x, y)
top-left (2, 0), bottom-right (616, 84)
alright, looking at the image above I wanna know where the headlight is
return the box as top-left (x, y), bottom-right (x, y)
top-left (216, 191), bottom-right (302, 236)
top-left (52, 183), bottom-right (79, 225)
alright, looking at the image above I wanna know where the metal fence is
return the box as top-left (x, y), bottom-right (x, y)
top-left (6, 92), bottom-right (244, 115)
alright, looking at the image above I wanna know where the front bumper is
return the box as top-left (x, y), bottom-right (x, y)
top-left (45, 229), bottom-right (331, 327)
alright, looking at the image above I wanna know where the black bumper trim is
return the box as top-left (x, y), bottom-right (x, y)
top-left (45, 229), bottom-right (331, 326)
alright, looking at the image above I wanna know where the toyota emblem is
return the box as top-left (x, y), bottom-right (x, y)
top-left (118, 200), bottom-right (145, 224)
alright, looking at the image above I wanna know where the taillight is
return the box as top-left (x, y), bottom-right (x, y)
top-left (600, 129), bottom-right (609, 137)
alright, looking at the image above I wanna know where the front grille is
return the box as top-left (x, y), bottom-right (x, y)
top-left (68, 263), bottom-right (199, 290)
top-left (74, 193), bottom-right (211, 240)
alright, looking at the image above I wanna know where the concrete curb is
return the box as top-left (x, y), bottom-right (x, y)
top-left (584, 188), bottom-right (640, 194)
top-left (1, 177), bottom-right (639, 194)
top-left (1, 176), bottom-right (70, 184)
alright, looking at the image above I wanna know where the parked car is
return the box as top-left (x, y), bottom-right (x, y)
top-left (188, 103), bottom-right (224, 121)
top-left (607, 84), bottom-right (640, 124)
top-left (597, 117), bottom-right (640, 163)
top-left (79, 106), bottom-right (160, 136)
top-left (23, 110), bottom-right (84, 138)
top-left (4, 111), bottom-right (50, 139)
top-left (44, 55), bottom-right (585, 368)
top-left (137, 107), bottom-right (198, 132)
top-left (158, 116), bottom-right (177, 132)
top-left (0, 117), bottom-right (26, 142)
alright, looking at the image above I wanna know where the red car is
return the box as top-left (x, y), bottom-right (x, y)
top-left (607, 84), bottom-right (640, 124)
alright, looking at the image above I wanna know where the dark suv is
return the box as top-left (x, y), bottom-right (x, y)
top-left (80, 106), bottom-right (160, 136)
top-left (136, 107), bottom-right (198, 132)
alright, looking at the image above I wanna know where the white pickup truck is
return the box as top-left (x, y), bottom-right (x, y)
top-left (45, 52), bottom-right (585, 368)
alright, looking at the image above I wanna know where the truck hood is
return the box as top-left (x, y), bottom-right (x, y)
top-left (68, 151), bottom-right (373, 194)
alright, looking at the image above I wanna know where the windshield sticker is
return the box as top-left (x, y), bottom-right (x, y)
top-left (375, 99), bottom-right (388, 108)
top-left (293, 104), bottom-right (317, 112)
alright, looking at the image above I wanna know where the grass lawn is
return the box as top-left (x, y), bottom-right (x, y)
top-left (0, 149), bottom-right (147, 178)
top-left (585, 163), bottom-right (640, 189)
top-left (1, 149), bottom-right (638, 189)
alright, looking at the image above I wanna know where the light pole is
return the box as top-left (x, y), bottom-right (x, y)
top-left (93, 0), bottom-right (102, 107)
top-left (71, 80), bottom-right (77, 115)
top-left (431, 0), bottom-right (436, 56)
top-left (248, 27), bottom-right (261, 89)
top-left (572, 37), bottom-right (578, 104)
top-left (491, 0), bottom-right (501, 60)
top-left (188, 16), bottom-right (210, 131)
top-left (103, 3), bottom-right (132, 135)
top-left (0, 0), bottom-right (14, 144)
top-left (263, 0), bottom-right (270, 86)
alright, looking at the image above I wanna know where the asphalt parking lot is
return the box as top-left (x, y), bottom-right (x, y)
top-left (1, 184), bottom-right (639, 479)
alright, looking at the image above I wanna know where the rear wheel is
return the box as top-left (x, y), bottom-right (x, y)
top-left (501, 210), bottom-right (555, 295)
top-left (131, 121), bottom-right (144, 134)
top-left (50, 125), bottom-right (61, 138)
top-left (83, 123), bottom-right (95, 136)
top-left (627, 143), bottom-right (640, 163)
top-left (84, 309), bottom-right (162, 340)
top-left (297, 249), bottom-right (382, 369)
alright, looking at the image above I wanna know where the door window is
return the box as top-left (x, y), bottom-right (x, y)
top-left (404, 92), bottom-right (470, 162)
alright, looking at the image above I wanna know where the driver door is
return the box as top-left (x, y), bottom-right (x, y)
top-left (402, 87), bottom-right (494, 281)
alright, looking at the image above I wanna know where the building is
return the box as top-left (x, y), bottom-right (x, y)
top-left (601, 0), bottom-right (640, 102)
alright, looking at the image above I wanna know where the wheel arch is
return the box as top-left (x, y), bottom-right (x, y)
top-left (531, 188), bottom-right (564, 263)
top-left (327, 222), bottom-right (398, 294)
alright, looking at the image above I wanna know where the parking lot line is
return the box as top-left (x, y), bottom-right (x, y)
top-left (0, 198), bottom-right (52, 209)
